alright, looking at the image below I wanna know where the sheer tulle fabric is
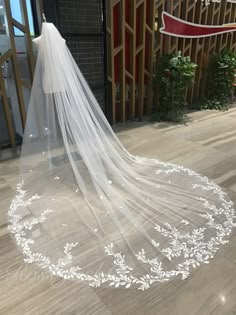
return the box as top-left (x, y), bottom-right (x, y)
top-left (8, 23), bottom-right (235, 290)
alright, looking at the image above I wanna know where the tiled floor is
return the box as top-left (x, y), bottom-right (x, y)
top-left (1, 108), bottom-right (236, 314)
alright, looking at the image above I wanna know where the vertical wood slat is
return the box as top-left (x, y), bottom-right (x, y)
top-left (163, 1), bottom-right (173, 53)
top-left (0, 66), bottom-right (16, 147)
top-left (154, 0), bottom-right (165, 56)
top-left (108, 0), bottom-right (116, 123)
top-left (137, 0), bottom-right (146, 119)
top-left (129, 0), bottom-right (136, 120)
top-left (120, 0), bottom-right (126, 122)
top-left (153, 0), bottom-right (165, 109)
top-left (146, 1), bottom-right (156, 114)
top-left (194, 3), bottom-right (207, 100)
top-left (194, 4), bottom-right (209, 101)
top-left (216, 1), bottom-right (227, 52)
top-left (228, 3), bottom-right (236, 49)
top-left (187, 1), bottom-right (199, 102)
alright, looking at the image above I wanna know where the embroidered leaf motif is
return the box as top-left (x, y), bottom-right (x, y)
top-left (8, 162), bottom-right (236, 290)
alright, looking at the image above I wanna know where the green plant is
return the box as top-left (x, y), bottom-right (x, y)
top-left (153, 51), bottom-right (197, 122)
top-left (200, 99), bottom-right (229, 111)
top-left (202, 48), bottom-right (236, 110)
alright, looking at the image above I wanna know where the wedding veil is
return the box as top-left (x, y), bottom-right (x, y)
top-left (8, 22), bottom-right (235, 290)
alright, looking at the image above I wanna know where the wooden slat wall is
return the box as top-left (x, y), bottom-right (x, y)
top-left (106, 0), bottom-right (156, 123)
top-left (107, 0), bottom-right (236, 123)
top-left (154, 0), bottom-right (236, 106)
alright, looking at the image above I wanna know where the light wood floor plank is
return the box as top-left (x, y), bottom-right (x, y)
top-left (1, 108), bottom-right (236, 314)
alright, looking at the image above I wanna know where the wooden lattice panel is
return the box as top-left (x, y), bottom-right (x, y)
top-left (106, 0), bottom-right (156, 123)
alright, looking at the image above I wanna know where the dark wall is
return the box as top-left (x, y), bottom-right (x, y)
top-left (43, 0), bottom-right (106, 110)
top-left (58, 0), bottom-right (103, 34)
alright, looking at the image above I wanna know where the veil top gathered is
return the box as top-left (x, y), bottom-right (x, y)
top-left (8, 22), bottom-right (235, 290)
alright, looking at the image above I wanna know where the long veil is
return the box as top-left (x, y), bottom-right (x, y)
top-left (8, 22), bottom-right (235, 290)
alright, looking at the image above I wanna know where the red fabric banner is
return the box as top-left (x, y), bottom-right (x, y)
top-left (160, 11), bottom-right (236, 38)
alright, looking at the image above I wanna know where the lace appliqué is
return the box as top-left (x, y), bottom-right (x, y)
top-left (8, 158), bottom-right (236, 290)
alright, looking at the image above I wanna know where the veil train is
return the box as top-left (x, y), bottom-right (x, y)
top-left (8, 23), bottom-right (235, 290)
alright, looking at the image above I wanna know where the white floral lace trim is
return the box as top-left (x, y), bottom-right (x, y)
top-left (8, 160), bottom-right (236, 290)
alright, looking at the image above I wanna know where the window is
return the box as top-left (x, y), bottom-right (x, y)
top-left (0, 0), bottom-right (6, 34)
top-left (10, 0), bottom-right (35, 36)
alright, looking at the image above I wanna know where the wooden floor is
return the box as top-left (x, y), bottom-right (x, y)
top-left (1, 108), bottom-right (236, 314)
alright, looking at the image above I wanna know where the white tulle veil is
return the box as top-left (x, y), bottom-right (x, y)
top-left (8, 22), bottom-right (236, 290)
